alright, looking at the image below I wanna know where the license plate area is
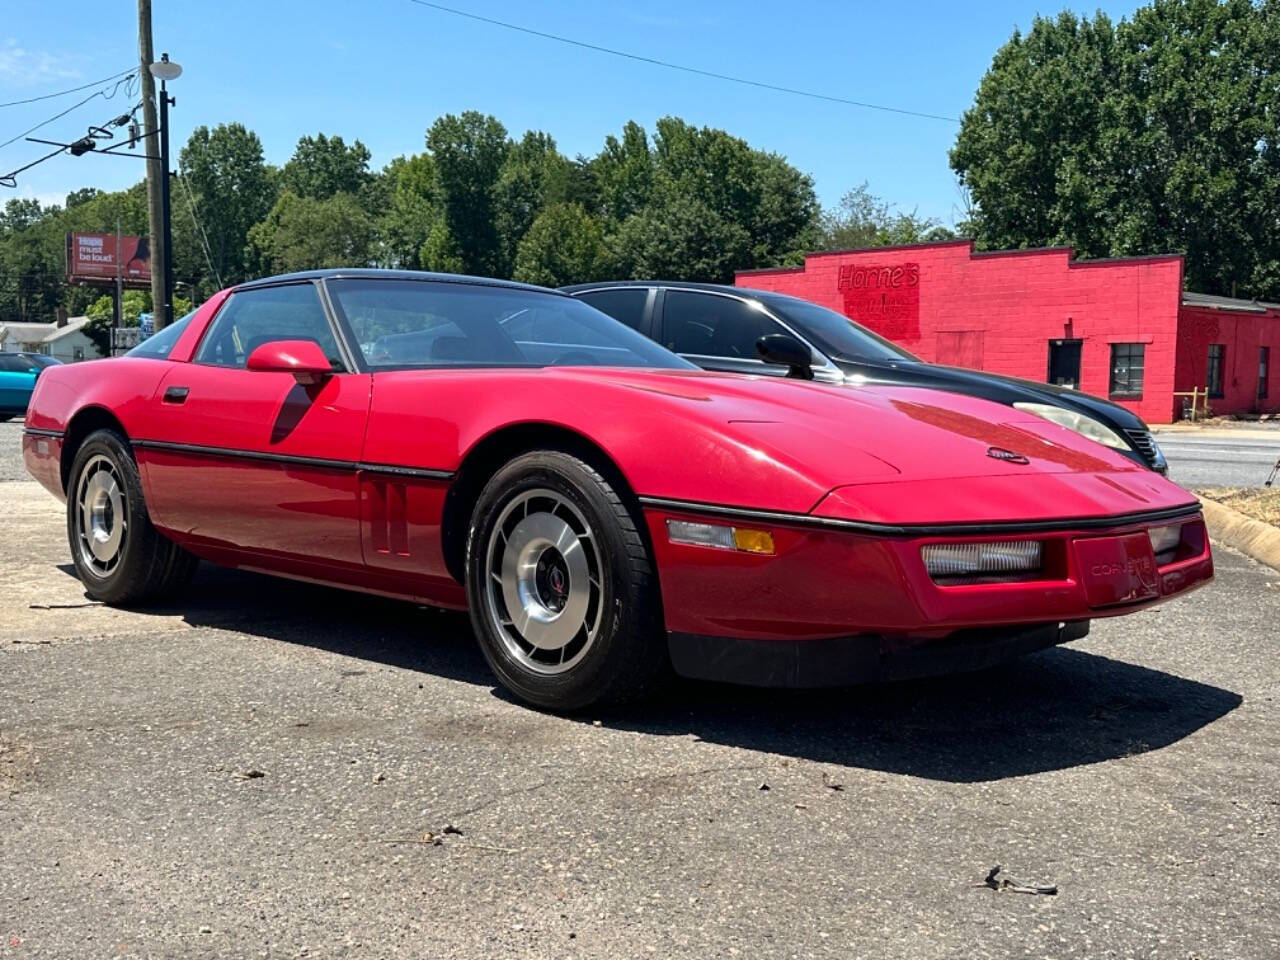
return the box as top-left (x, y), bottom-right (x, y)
top-left (1074, 532), bottom-right (1159, 607)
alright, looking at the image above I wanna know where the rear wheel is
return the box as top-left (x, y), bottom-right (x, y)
top-left (67, 429), bottom-right (197, 604)
top-left (465, 451), bottom-right (667, 711)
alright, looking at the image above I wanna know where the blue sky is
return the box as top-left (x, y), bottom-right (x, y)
top-left (3, 0), bottom-right (1146, 227)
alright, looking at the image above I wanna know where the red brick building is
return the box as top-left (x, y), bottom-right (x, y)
top-left (736, 241), bottom-right (1280, 424)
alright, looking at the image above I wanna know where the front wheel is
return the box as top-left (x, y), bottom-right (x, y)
top-left (66, 429), bottom-right (197, 604)
top-left (465, 451), bottom-right (667, 711)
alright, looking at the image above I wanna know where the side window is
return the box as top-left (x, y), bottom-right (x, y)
top-left (195, 284), bottom-right (341, 370)
top-left (503, 306), bottom-right (617, 347)
top-left (578, 289), bottom-right (648, 331)
top-left (662, 291), bottom-right (791, 360)
top-left (126, 311), bottom-right (193, 360)
top-left (0, 355), bottom-right (36, 373)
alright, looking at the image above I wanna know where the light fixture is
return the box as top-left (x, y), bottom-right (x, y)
top-left (149, 53), bottom-right (182, 82)
top-left (666, 520), bottom-right (775, 555)
top-left (1147, 524), bottom-right (1182, 562)
top-left (922, 541), bottom-right (1043, 582)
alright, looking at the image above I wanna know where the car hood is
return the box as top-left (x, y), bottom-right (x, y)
top-left (364, 365), bottom-right (1197, 523)
top-left (592, 367), bottom-right (1142, 483)
top-left (837, 358), bottom-right (1149, 430)
top-left (581, 368), bottom-right (1197, 523)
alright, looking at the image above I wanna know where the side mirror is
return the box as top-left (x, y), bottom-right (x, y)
top-left (246, 339), bottom-right (334, 385)
top-left (756, 333), bottom-right (814, 380)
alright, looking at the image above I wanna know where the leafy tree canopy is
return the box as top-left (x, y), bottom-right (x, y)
top-left (247, 191), bottom-right (376, 274)
top-left (178, 123), bottom-right (278, 288)
top-left (513, 203), bottom-right (613, 287)
top-left (952, 0), bottom-right (1280, 299)
top-left (816, 183), bottom-right (955, 251)
top-left (280, 133), bottom-right (373, 200)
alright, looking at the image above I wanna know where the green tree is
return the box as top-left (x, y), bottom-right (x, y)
top-left (614, 192), bottom-right (753, 283)
top-left (591, 120), bottom-right (653, 222)
top-left (280, 133), bottom-right (373, 200)
top-left (377, 153), bottom-right (442, 269)
top-left (83, 289), bottom-right (191, 356)
top-left (817, 183), bottom-right (954, 251)
top-left (64, 187), bottom-right (101, 209)
top-left (951, 0), bottom-right (1280, 299)
top-left (426, 111), bottom-right (511, 277)
top-left (513, 203), bottom-right (613, 287)
top-left (609, 117), bottom-right (819, 280)
top-left (247, 191), bottom-right (376, 273)
top-left (179, 123), bottom-right (278, 285)
top-left (493, 131), bottom-right (573, 275)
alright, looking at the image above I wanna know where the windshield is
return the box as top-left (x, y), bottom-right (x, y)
top-left (25, 354), bottom-right (61, 368)
top-left (126, 311), bottom-right (194, 360)
top-left (758, 294), bottom-right (918, 363)
top-left (327, 279), bottom-right (695, 371)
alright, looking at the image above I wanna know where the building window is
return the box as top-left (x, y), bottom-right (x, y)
top-left (1207, 344), bottom-right (1225, 398)
top-left (1109, 343), bottom-right (1145, 398)
top-left (1260, 347), bottom-right (1270, 400)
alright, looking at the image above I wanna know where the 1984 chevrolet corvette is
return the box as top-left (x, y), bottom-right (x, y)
top-left (22, 269), bottom-right (1213, 709)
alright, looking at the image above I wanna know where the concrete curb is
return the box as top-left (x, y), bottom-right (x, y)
top-left (1199, 497), bottom-right (1280, 572)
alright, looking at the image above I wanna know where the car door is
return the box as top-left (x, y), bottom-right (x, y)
top-left (0, 354), bottom-right (39, 413)
top-left (137, 281), bottom-right (371, 569)
top-left (658, 289), bottom-right (818, 378)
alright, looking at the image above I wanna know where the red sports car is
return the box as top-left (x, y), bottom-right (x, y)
top-left (22, 270), bottom-right (1213, 710)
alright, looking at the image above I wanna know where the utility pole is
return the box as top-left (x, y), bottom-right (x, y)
top-left (137, 0), bottom-right (168, 329)
top-left (114, 216), bottom-right (123, 353)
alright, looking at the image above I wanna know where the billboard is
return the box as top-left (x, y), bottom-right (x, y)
top-left (66, 232), bottom-right (151, 287)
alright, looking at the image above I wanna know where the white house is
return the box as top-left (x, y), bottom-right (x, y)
top-left (0, 317), bottom-right (102, 361)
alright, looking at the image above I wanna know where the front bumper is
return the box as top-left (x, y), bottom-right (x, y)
top-left (669, 621), bottom-right (1090, 687)
top-left (643, 502), bottom-right (1213, 644)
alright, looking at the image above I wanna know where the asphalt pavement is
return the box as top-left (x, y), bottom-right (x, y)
top-left (1, 418), bottom-right (1278, 958)
top-left (1154, 424), bottom-right (1280, 489)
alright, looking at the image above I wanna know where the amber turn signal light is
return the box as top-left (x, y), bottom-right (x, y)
top-left (666, 519), bottom-right (775, 555)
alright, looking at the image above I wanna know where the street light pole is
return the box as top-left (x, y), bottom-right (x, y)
top-left (158, 75), bottom-right (173, 328)
top-left (148, 52), bottom-right (181, 329)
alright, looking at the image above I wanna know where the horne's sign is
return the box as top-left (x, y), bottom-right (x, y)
top-left (837, 262), bottom-right (921, 341)
top-left (66, 232), bottom-right (151, 286)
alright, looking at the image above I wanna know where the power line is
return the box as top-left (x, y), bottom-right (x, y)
top-left (0, 67), bottom-right (136, 109)
top-left (0, 73), bottom-right (136, 153)
top-left (405, 0), bottom-right (958, 123)
top-left (175, 168), bottom-right (222, 288)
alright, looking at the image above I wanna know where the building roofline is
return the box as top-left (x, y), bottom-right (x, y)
top-left (1181, 291), bottom-right (1280, 314)
top-left (734, 240), bottom-right (1186, 282)
top-left (42, 317), bottom-right (91, 342)
top-left (801, 239), bottom-right (973, 259)
top-left (732, 265), bottom-right (805, 277)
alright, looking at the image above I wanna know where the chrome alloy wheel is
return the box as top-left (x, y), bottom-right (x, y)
top-left (75, 454), bottom-right (127, 578)
top-left (483, 488), bottom-right (603, 675)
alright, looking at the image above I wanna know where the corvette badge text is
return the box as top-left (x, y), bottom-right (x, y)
top-left (1090, 557), bottom-right (1155, 578)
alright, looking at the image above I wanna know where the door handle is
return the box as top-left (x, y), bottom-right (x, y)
top-left (163, 386), bottom-right (189, 404)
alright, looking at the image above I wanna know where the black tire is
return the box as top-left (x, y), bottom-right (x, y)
top-left (465, 450), bottom-right (667, 711)
top-left (66, 428), bottom-right (197, 604)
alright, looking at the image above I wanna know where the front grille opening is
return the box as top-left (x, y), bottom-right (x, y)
top-left (1124, 429), bottom-right (1159, 467)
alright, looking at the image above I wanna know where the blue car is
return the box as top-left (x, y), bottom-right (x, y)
top-left (0, 352), bottom-right (62, 421)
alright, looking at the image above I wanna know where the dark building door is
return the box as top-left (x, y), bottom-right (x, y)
top-left (1047, 339), bottom-right (1083, 388)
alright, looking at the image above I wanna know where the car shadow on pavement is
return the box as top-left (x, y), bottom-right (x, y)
top-left (147, 563), bottom-right (494, 688)
top-left (131, 564), bottom-right (1241, 784)
top-left (611, 650), bottom-right (1243, 783)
